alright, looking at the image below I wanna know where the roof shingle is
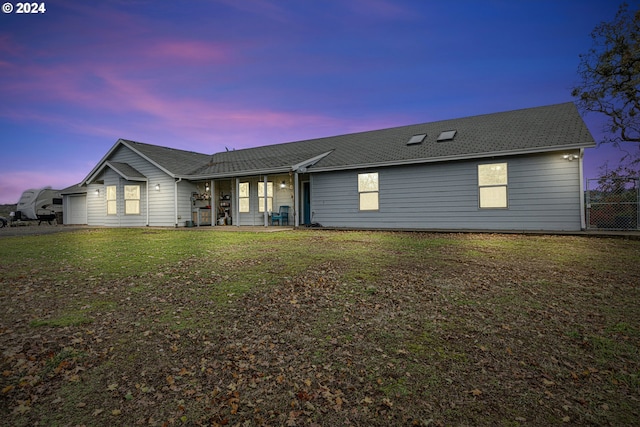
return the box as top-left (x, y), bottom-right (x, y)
top-left (114, 103), bottom-right (595, 178)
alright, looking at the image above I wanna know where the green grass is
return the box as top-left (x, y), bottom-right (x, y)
top-left (1, 228), bottom-right (639, 427)
top-left (30, 313), bottom-right (93, 328)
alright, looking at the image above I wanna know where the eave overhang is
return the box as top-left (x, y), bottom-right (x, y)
top-left (306, 143), bottom-right (595, 173)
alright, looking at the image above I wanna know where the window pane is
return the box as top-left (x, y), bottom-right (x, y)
top-left (106, 185), bottom-right (116, 200)
top-left (239, 198), bottom-right (249, 213)
top-left (479, 186), bottom-right (507, 208)
top-left (125, 200), bottom-right (140, 214)
top-left (360, 192), bottom-right (379, 210)
top-left (258, 198), bottom-right (273, 212)
top-left (124, 185), bottom-right (139, 200)
top-left (358, 173), bottom-right (378, 192)
top-left (258, 182), bottom-right (273, 197)
top-left (478, 163), bottom-right (507, 186)
top-left (239, 182), bottom-right (249, 198)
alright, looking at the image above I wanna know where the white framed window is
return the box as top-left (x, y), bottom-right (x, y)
top-left (239, 182), bottom-right (249, 213)
top-left (124, 185), bottom-right (140, 215)
top-left (106, 185), bottom-right (117, 215)
top-left (478, 163), bottom-right (508, 208)
top-left (358, 172), bottom-right (379, 211)
top-left (258, 181), bottom-right (273, 212)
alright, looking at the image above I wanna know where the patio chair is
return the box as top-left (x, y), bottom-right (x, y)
top-left (271, 206), bottom-right (290, 226)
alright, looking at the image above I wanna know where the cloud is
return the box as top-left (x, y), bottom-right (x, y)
top-left (0, 170), bottom-right (85, 204)
top-left (146, 40), bottom-right (232, 63)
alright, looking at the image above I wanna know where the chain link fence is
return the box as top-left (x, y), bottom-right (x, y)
top-left (586, 176), bottom-right (639, 230)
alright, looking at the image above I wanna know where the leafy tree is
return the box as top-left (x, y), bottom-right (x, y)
top-left (572, 2), bottom-right (640, 171)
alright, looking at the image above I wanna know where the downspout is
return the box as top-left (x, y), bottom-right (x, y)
top-left (174, 177), bottom-right (182, 227)
top-left (579, 148), bottom-right (586, 230)
top-left (146, 180), bottom-right (149, 226)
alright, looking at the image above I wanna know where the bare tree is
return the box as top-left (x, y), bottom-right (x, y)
top-left (572, 3), bottom-right (640, 169)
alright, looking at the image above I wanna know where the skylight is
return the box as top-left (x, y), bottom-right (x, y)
top-left (437, 130), bottom-right (457, 142)
top-left (406, 133), bottom-right (427, 145)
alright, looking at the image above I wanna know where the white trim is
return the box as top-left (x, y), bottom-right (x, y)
top-left (263, 176), bottom-right (268, 227)
top-left (174, 178), bottom-right (182, 227)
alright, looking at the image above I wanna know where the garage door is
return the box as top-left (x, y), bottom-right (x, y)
top-left (66, 195), bottom-right (87, 224)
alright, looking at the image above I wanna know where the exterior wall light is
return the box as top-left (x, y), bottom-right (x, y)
top-left (563, 154), bottom-right (579, 161)
top-left (155, 183), bottom-right (161, 191)
top-left (280, 181), bottom-right (286, 189)
top-left (95, 188), bottom-right (100, 196)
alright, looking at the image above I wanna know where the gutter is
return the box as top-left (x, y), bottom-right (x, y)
top-left (307, 144), bottom-right (597, 173)
top-left (146, 183), bottom-right (149, 226)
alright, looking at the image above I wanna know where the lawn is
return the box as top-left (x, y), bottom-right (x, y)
top-left (0, 229), bottom-right (639, 426)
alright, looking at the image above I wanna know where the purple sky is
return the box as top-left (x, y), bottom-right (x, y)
top-left (0, 0), bottom-right (633, 204)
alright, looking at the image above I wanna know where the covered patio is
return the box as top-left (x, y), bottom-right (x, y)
top-left (191, 171), bottom-right (311, 228)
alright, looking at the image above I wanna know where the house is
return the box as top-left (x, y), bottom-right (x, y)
top-left (62, 102), bottom-right (595, 231)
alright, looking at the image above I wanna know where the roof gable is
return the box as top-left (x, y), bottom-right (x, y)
top-left (81, 139), bottom-right (212, 184)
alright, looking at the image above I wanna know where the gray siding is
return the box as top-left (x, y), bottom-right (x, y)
top-left (86, 145), bottom-right (182, 227)
top-left (86, 183), bottom-right (104, 226)
top-left (111, 145), bottom-right (176, 226)
top-left (90, 168), bottom-right (146, 227)
top-left (310, 152), bottom-right (582, 231)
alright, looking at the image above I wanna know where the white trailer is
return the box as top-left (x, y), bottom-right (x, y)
top-left (13, 187), bottom-right (63, 223)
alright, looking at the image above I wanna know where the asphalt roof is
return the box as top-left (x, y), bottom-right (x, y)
top-left (193, 102), bottom-right (595, 176)
top-left (110, 102), bottom-right (596, 179)
top-left (121, 140), bottom-right (212, 176)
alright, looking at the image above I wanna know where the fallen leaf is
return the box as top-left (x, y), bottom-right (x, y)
top-left (14, 403), bottom-right (31, 414)
top-left (112, 409), bottom-right (121, 416)
top-left (471, 389), bottom-right (482, 396)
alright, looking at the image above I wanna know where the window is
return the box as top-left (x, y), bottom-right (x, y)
top-left (437, 130), bottom-right (457, 141)
top-left (258, 181), bottom-right (273, 212)
top-left (239, 182), bottom-right (249, 213)
top-left (478, 163), bottom-right (508, 208)
top-left (124, 185), bottom-right (140, 215)
top-left (407, 133), bottom-right (426, 145)
top-left (106, 185), bottom-right (117, 215)
top-left (358, 172), bottom-right (379, 211)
